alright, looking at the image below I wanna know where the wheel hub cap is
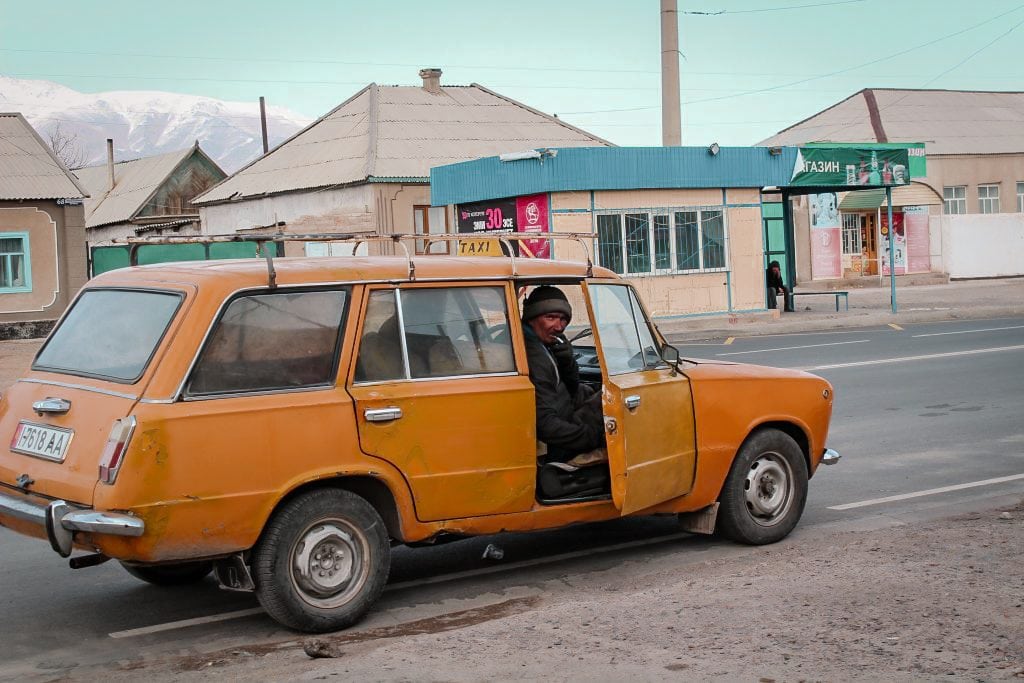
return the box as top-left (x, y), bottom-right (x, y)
top-left (293, 524), bottom-right (357, 598)
top-left (744, 455), bottom-right (791, 524)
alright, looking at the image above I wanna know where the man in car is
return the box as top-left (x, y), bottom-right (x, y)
top-left (521, 286), bottom-right (606, 465)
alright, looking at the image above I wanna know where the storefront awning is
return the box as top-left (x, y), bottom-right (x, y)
top-left (839, 189), bottom-right (886, 210)
top-left (840, 182), bottom-right (942, 210)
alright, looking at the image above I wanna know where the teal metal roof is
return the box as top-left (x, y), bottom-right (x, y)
top-left (429, 146), bottom-right (799, 206)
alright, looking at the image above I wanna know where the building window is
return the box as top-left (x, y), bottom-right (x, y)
top-left (0, 233), bottom-right (31, 292)
top-left (841, 213), bottom-right (862, 255)
top-left (978, 184), bottom-right (1000, 214)
top-left (596, 208), bottom-right (728, 276)
top-left (1017, 182), bottom-right (1023, 212)
top-left (414, 205), bottom-right (449, 254)
top-left (943, 186), bottom-right (966, 214)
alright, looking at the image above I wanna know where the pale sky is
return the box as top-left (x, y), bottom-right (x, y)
top-left (2, 0), bottom-right (1022, 146)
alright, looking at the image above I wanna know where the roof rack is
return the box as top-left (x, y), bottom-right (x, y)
top-left (120, 231), bottom-right (597, 288)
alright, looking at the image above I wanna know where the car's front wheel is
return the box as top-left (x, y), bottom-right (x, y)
top-left (252, 489), bottom-right (390, 633)
top-left (716, 428), bottom-right (808, 545)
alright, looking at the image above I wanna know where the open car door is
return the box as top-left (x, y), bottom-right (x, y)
top-left (586, 283), bottom-right (697, 515)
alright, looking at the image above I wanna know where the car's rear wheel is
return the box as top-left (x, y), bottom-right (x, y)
top-left (253, 489), bottom-right (390, 633)
top-left (122, 560), bottom-right (213, 586)
top-left (717, 429), bottom-right (808, 545)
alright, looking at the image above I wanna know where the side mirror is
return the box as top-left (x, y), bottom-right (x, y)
top-left (661, 343), bottom-right (680, 365)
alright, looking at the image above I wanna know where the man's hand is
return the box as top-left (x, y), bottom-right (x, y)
top-left (549, 335), bottom-right (575, 366)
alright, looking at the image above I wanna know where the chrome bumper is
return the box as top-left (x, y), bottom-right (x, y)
top-left (821, 448), bottom-right (841, 465)
top-left (0, 489), bottom-right (144, 557)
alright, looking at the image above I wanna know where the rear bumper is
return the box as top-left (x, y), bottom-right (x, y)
top-left (0, 488), bottom-right (144, 557)
top-left (821, 448), bottom-right (841, 465)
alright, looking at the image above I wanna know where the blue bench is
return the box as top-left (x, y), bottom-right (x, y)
top-left (790, 290), bottom-right (849, 311)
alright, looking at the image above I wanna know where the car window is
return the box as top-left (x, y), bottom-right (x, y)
top-left (186, 289), bottom-right (347, 395)
top-left (589, 284), bottom-right (660, 375)
top-left (33, 288), bottom-right (183, 383)
top-left (354, 286), bottom-right (514, 383)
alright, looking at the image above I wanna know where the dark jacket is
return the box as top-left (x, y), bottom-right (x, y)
top-left (523, 325), bottom-right (605, 458)
top-left (766, 267), bottom-right (787, 291)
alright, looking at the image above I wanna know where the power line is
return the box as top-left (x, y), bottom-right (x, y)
top-left (0, 48), bottom-right (658, 76)
top-left (683, 0), bottom-right (867, 15)
top-left (560, 3), bottom-right (1024, 116)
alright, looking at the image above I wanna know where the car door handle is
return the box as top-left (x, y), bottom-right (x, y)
top-left (364, 407), bottom-right (403, 423)
top-left (624, 395), bottom-right (641, 410)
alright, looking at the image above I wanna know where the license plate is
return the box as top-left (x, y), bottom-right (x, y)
top-left (10, 421), bottom-right (74, 462)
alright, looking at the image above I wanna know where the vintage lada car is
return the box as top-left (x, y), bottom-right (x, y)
top-left (0, 235), bottom-right (839, 633)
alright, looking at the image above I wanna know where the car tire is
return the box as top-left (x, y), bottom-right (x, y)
top-left (122, 560), bottom-right (213, 586)
top-left (716, 428), bottom-right (808, 545)
top-left (252, 489), bottom-right (390, 633)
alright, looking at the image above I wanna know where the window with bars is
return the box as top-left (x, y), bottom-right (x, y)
top-left (979, 184), bottom-right (1000, 214)
top-left (841, 213), bottom-right (862, 255)
top-left (596, 209), bottom-right (727, 275)
top-left (0, 233), bottom-right (30, 292)
top-left (943, 186), bottom-right (966, 215)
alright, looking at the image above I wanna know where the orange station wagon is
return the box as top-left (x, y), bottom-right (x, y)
top-left (0, 234), bottom-right (839, 633)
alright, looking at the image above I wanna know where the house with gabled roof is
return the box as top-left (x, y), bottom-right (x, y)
top-left (0, 112), bottom-right (89, 334)
top-left (74, 141), bottom-right (226, 244)
top-left (760, 88), bottom-right (1024, 280)
top-left (192, 69), bottom-right (613, 255)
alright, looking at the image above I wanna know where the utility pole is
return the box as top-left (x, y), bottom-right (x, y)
top-left (660, 0), bottom-right (682, 146)
top-left (259, 96), bottom-right (270, 155)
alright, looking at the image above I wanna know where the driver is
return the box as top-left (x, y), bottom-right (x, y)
top-left (521, 286), bottom-right (606, 465)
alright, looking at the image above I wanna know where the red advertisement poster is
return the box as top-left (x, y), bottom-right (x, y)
top-left (880, 212), bottom-right (907, 276)
top-left (515, 194), bottom-right (550, 259)
top-left (903, 206), bottom-right (931, 273)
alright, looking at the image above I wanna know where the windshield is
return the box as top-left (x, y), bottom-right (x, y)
top-left (34, 289), bottom-right (183, 383)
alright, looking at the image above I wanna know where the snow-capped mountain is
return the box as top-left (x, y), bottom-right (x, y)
top-left (0, 76), bottom-right (313, 173)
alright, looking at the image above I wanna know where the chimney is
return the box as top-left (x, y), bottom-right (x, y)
top-left (419, 68), bottom-right (442, 94)
top-left (106, 139), bottom-right (115, 190)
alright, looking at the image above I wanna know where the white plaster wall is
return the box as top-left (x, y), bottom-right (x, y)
top-left (198, 185), bottom-right (376, 235)
top-left (934, 213), bottom-right (1024, 278)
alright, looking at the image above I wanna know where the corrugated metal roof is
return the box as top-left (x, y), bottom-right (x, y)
top-left (74, 146), bottom-right (200, 228)
top-left (759, 89), bottom-right (1024, 155)
top-left (194, 83), bottom-right (612, 205)
top-left (0, 112), bottom-right (88, 200)
top-left (430, 146), bottom-right (799, 206)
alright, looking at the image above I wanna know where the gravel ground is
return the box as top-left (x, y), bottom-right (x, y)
top-left (71, 500), bottom-right (1022, 682)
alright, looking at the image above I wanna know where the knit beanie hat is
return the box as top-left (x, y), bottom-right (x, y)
top-left (523, 286), bottom-right (572, 323)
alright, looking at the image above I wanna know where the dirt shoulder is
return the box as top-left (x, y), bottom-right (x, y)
top-left (82, 500), bottom-right (1023, 682)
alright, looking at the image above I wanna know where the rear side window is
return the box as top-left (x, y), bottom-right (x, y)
top-left (187, 289), bottom-right (348, 396)
top-left (34, 289), bottom-right (183, 382)
top-left (354, 286), bottom-right (514, 383)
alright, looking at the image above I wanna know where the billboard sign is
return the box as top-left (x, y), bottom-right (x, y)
top-left (792, 147), bottom-right (911, 188)
top-left (456, 193), bottom-right (550, 258)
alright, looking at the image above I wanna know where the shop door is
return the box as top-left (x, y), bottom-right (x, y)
top-left (861, 213), bottom-right (877, 275)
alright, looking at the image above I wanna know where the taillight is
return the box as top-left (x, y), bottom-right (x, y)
top-left (98, 416), bottom-right (137, 485)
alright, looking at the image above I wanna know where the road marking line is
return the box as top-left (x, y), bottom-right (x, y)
top-left (888, 323), bottom-right (903, 331)
top-left (109, 608), bottom-right (265, 638)
top-left (799, 344), bottom-right (1024, 371)
top-left (828, 473), bottom-right (1024, 510)
top-left (108, 531), bottom-right (693, 639)
top-left (716, 340), bottom-right (869, 356)
top-left (912, 324), bottom-right (1024, 338)
top-left (724, 337), bottom-right (735, 345)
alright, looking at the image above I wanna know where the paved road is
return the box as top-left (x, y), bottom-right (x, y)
top-left (2, 316), bottom-right (1022, 679)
